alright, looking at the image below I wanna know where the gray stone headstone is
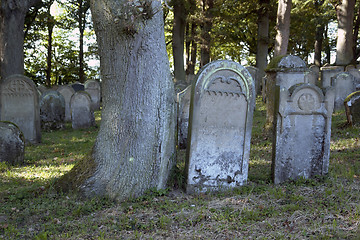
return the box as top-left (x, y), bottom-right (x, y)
top-left (331, 72), bottom-right (355, 111)
top-left (0, 75), bottom-right (41, 144)
top-left (320, 65), bottom-right (344, 88)
top-left (40, 90), bottom-right (65, 131)
top-left (344, 91), bottom-right (360, 126)
top-left (307, 65), bottom-right (320, 86)
top-left (37, 84), bottom-right (47, 95)
top-left (272, 83), bottom-right (334, 184)
top-left (346, 68), bottom-right (360, 91)
top-left (246, 66), bottom-right (264, 95)
top-left (186, 60), bottom-right (256, 193)
top-left (57, 85), bottom-right (75, 122)
top-left (84, 80), bottom-right (101, 110)
top-left (0, 121), bottom-right (25, 165)
top-left (176, 85), bottom-right (191, 149)
top-left (71, 82), bottom-right (84, 92)
top-left (70, 91), bottom-right (95, 129)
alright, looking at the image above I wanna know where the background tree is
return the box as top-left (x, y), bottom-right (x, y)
top-left (57, 0), bottom-right (176, 201)
top-left (256, 0), bottom-right (270, 75)
top-left (274, 0), bottom-right (292, 56)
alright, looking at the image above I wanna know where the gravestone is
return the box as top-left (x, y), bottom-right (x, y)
top-left (186, 60), bottom-right (256, 193)
top-left (39, 90), bottom-right (65, 131)
top-left (346, 67), bottom-right (360, 90)
top-left (37, 84), bottom-right (47, 95)
top-left (0, 121), bottom-right (25, 165)
top-left (265, 55), bottom-right (310, 128)
top-left (0, 75), bottom-right (41, 144)
top-left (84, 80), bottom-right (101, 110)
top-left (246, 66), bottom-right (264, 95)
top-left (344, 91), bottom-right (360, 126)
top-left (71, 82), bottom-right (85, 92)
top-left (272, 83), bottom-right (335, 184)
top-left (57, 85), bottom-right (75, 122)
top-left (70, 91), bottom-right (95, 129)
top-left (307, 65), bottom-right (320, 86)
top-left (320, 65), bottom-right (344, 88)
top-left (331, 72), bottom-right (355, 111)
top-left (176, 85), bottom-right (192, 149)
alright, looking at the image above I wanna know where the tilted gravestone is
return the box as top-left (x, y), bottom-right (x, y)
top-left (70, 91), bottom-right (95, 129)
top-left (272, 83), bottom-right (335, 184)
top-left (186, 60), bottom-right (256, 193)
top-left (344, 91), bottom-right (360, 126)
top-left (84, 80), bottom-right (101, 110)
top-left (57, 85), bottom-right (75, 122)
top-left (0, 121), bottom-right (25, 165)
top-left (176, 85), bottom-right (191, 149)
top-left (39, 90), bottom-right (65, 131)
top-left (0, 75), bottom-right (41, 144)
top-left (331, 72), bottom-right (355, 111)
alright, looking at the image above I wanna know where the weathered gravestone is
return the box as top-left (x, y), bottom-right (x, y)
top-left (84, 80), bottom-right (101, 110)
top-left (0, 121), bottom-right (25, 165)
top-left (70, 91), bottom-right (95, 129)
top-left (345, 67), bottom-right (360, 91)
top-left (176, 85), bottom-right (192, 149)
top-left (320, 65), bottom-right (344, 88)
top-left (265, 55), bottom-right (312, 128)
top-left (308, 65), bottom-right (320, 86)
top-left (272, 83), bottom-right (335, 184)
top-left (344, 91), bottom-right (360, 126)
top-left (246, 66), bottom-right (264, 95)
top-left (331, 72), bottom-right (355, 111)
top-left (0, 75), bottom-right (41, 144)
top-left (37, 84), bottom-right (47, 96)
top-left (186, 60), bottom-right (256, 193)
top-left (71, 82), bottom-right (85, 92)
top-left (39, 90), bottom-right (65, 131)
top-left (57, 85), bottom-right (75, 122)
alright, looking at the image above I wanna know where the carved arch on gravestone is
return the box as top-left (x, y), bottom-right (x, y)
top-left (288, 84), bottom-right (325, 113)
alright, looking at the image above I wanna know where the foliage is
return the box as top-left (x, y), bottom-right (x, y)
top-left (1, 101), bottom-right (360, 239)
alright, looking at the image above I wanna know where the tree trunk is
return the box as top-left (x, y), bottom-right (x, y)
top-left (335, 0), bottom-right (355, 65)
top-left (274, 0), bottom-right (292, 57)
top-left (200, 0), bottom-right (213, 67)
top-left (314, 24), bottom-right (324, 66)
top-left (256, 0), bottom-right (270, 75)
top-left (324, 24), bottom-right (331, 64)
top-left (186, 22), bottom-right (197, 76)
top-left (78, 0), bottom-right (89, 83)
top-left (352, 4), bottom-right (360, 63)
top-left (46, 2), bottom-right (54, 88)
top-left (172, 0), bottom-right (187, 85)
top-left (58, 0), bottom-right (176, 201)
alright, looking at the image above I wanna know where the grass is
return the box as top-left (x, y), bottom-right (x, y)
top-left (1, 98), bottom-right (360, 239)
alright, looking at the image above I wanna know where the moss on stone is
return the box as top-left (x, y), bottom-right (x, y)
top-left (265, 55), bottom-right (287, 71)
top-left (344, 90), bottom-right (360, 103)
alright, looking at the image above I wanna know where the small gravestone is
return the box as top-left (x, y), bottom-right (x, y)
top-left (84, 80), bottom-right (101, 110)
top-left (186, 60), bottom-right (256, 193)
top-left (0, 75), bottom-right (41, 144)
top-left (272, 83), bottom-right (334, 184)
top-left (307, 65), bottom-right (320, 86)
top-left (246, 66), bottom-right (264, 95)
top-left (57, 85), bottom-right (75, 122)
top-left (331, 72), bottom-right (355, 111)
top-left (70, 91), bottom-right (95, 129)
top-left (71, 82), bottom-right (85, 92)
top-left (0, 121), bottom-right (25, 165)
top-left (40, 91), bottom-right (65, 131)
top-left (344, 91), bottom-right (360, 126)
top-left (320, 65), bottom-right (344, 88)
top-left (176, 85), bottom-right (192, 149)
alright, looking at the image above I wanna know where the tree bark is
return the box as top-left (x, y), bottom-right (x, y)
top-left (58, 0), bottom-right (176, 201)
top-left (200, 0), bottom-right (213, 67)
top-left (335, 0), bottom-right (355, 65)
top-left (0, 0), bottom-right (42, 81)
top-left (46, 2), bottom-right (54, 87)
top-left (352, 4), bottom-right (360, 63)
top-left (256, 0), bottom-right (270, 75)
top-left (172, 0), bottom-right (187, 85)
top-left (274, 0), bottom-right (292, 57)
top-left (186, 22), bottom-right (197, 76)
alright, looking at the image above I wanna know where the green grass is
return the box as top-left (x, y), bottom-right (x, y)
top-left (1, 100), bottom-right (360, 239)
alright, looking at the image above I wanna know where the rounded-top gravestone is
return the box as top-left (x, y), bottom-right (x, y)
top-left (40, 90), bottom-right (65, 131)
top-left (0, 121), bottom-right (25, 165)
top-left (71, 82), bottom-right (85, 92)
top-left (344, 91), bottom-right (360, 126)
top-left (0, 74), bottom-right (41, 144)
top-left (84, 80), bottom-right (101, 110)
top-left (70, 91), bottom-right (95, 129)
top-left (57, 85), bottom-right (75, 122)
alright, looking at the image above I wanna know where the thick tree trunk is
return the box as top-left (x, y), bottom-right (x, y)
top-left (200, 0), bottom-right (213, 67)
top-left (335, 0), bottom-right (355, 65)
top-left (0, 0), bottom-right (41, 81)
top-left (352, 4), bottom-right (360, 63)
top-left (324, 25), bottom-right (331, 64)
top-left (274, 0), bottom-right (292, 57)
top-left (172, 0), bottom-right (187, 85)
top-left (256, 0), bottom-right (270, 75)
top-left (314, 24), bottom-right (324, 66)
top-left (58, 0), bottom-right (176, 201)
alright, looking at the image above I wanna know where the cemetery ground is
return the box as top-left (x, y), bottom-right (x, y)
top-left (1, 98), bottom-right (360, 239)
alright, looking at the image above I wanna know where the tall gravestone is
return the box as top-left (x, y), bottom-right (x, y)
top-left (70, 91), bottom-right (95, 129)
top-left (0, 121), bottom-right (25, 165)
top-left (39, 90), bottom-right (65, 131)
top-left (344, 91), bottom-right (360, 126)
top-left (84, 80), bottom-right (101, 110)
top-left (186, 60), bottom-right (256, 193)
top-left (57, 85), bottom-right (75, 122)
top-left (265, 55), bottom-right (311, 128)
top-left (272, 83), bottom-right (335, 184)
top-left (0, 75), bottom-right (41, 144)
top-left (331, 72), bottom-right (355, 111)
